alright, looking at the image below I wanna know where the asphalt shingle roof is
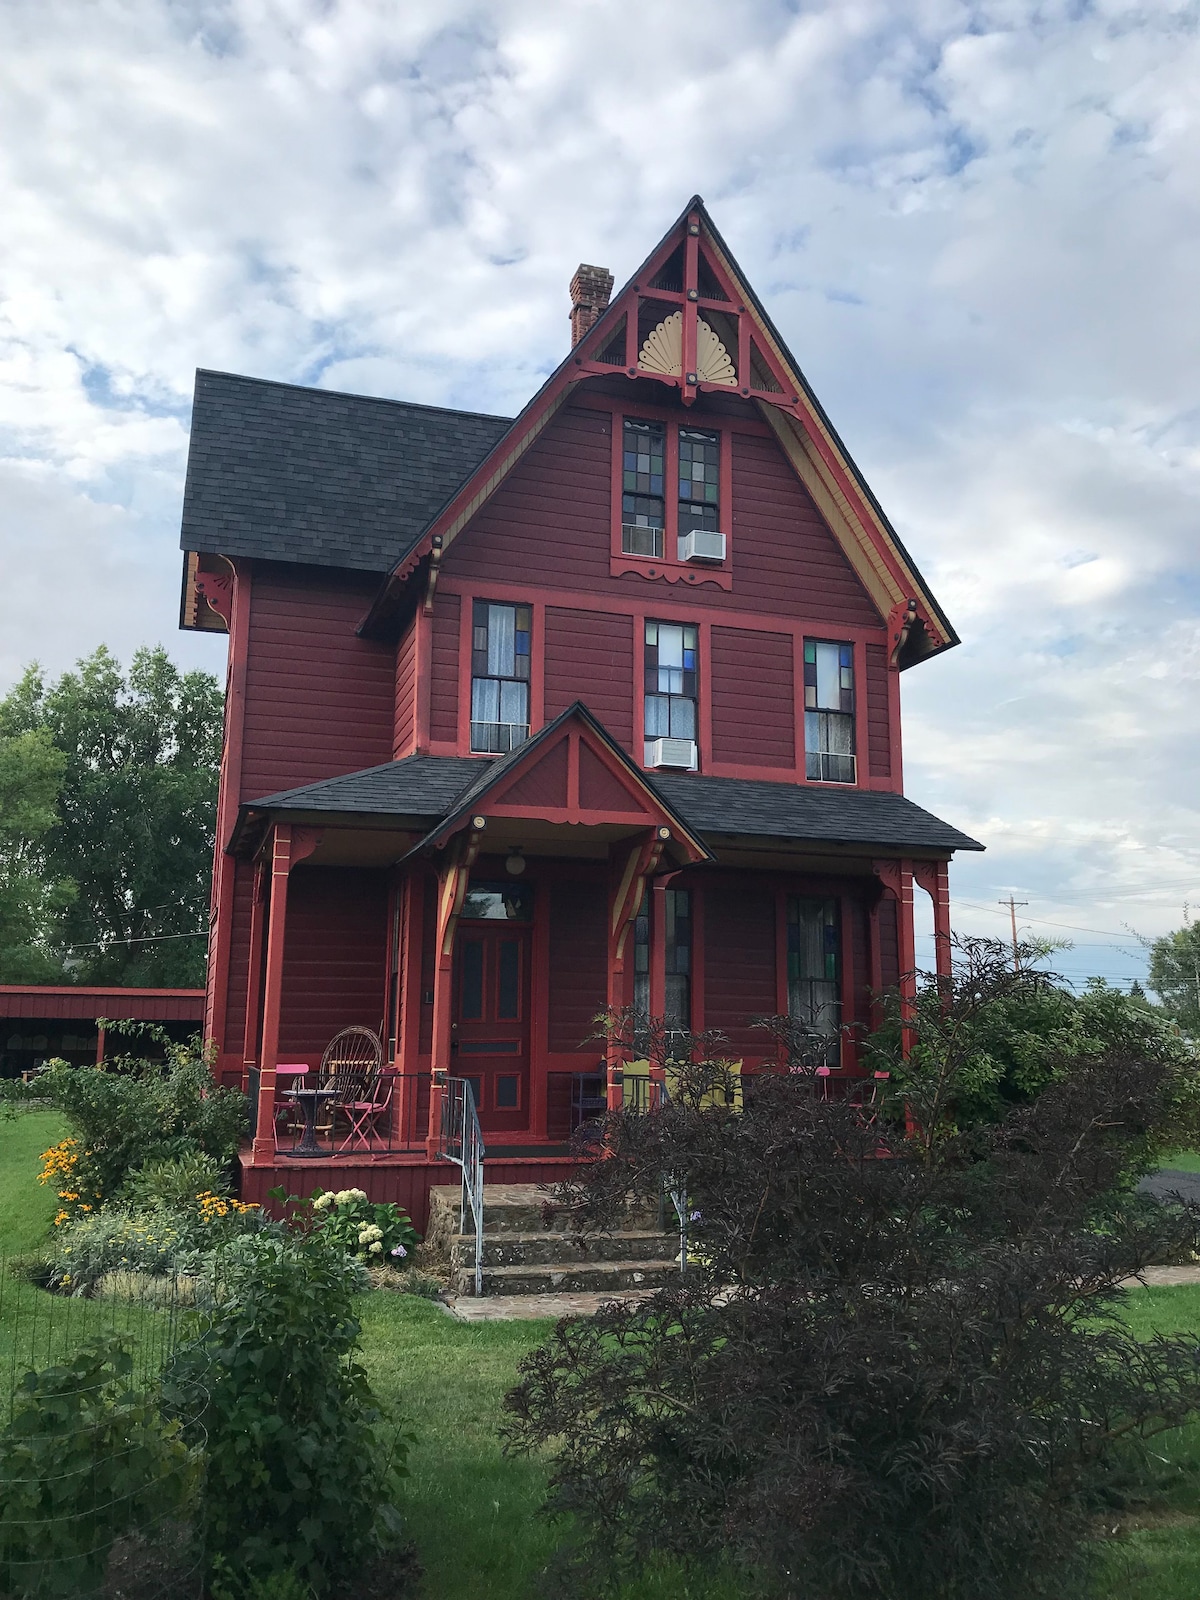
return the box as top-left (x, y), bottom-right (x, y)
top-left (650, 772), bottom-right (983, 853)
top-left (245, 753), bottom-right (983, 855)
top-left (180, 370), bottom-right (512, 572)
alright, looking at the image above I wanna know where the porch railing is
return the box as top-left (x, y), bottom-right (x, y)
top-left (269, 1071), bottom-right (431, 1159)
top-left (437, 1077), bottom-right (485, 1297)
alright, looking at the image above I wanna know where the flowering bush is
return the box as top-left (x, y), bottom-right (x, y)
top-left (49, 1192), bottom-right (263, 1294)
top-left (37, 1136), bottom-right (97, 1224)
top-left (22, 1039), bottom-right (247, 1222)
top-left (308, 1189), bottom-right (421, 1264)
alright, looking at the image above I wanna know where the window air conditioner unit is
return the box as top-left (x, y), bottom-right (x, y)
top-left (678, 528), bottom-right (726, 563)
top-left (648, 737), bottom-right (697, 770)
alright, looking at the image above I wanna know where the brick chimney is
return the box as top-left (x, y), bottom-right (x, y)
top-left (569, 263), bottom-right (614, 347)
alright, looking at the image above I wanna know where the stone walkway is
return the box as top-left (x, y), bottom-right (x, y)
top-left (1121, 1265), bottom-right (1200, 1289)
top-left (441, 1288), bottom-right (659, 1322)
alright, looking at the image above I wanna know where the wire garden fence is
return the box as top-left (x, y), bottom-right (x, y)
top-left (0, 1262), bottom-right (206, 1599)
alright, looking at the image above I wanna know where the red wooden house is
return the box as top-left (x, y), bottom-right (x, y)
top-left (178, 198), bottom-right (981, 1221)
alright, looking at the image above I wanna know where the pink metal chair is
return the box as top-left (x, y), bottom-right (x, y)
top-left (337, 1072), bottom-right (394, 1153)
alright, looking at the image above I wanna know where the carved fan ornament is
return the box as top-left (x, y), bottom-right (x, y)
top-left (637, 310), bottom-right (737, 386)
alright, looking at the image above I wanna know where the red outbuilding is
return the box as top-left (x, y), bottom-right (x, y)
top-left (178, 199), bottom-right (982, 1223)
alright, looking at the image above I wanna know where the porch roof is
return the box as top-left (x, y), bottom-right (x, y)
top-left (236, 750), bottom-right (983, 858)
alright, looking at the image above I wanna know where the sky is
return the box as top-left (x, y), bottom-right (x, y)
top-left (2, 0), bottom-right (1199, 992)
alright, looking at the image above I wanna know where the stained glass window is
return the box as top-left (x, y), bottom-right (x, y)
top-left (622, 419), bottom-right (665, 556)
top-left (803, 640), bottom-right (856, 783)
top-left (632, 887), bottom-right (692, 1032)
top-left (787, 896), bottom-right (841, 1066)
top-left (471, 601), bottom-right (531, 754)
top-left (677, 427), bottom-right (720, 535)
top-left (644, 620), bottom-right (698, 765)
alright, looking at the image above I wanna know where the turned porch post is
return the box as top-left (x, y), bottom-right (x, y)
top-left (606, 830), bottom-right (668, 1111)
top-left (872, 858), bottom-right (917, 1058)
top-left (251, 826), bottom-right (293, 1164)
top-left (913, 859), bottom-right (953, 995)
top-left (249, 824), bottom-right (322, 1165)
top-left (426, 822), bottom-right (485, 1158)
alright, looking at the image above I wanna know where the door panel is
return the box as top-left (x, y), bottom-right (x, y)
top-left (453, 924), bottom-right (531, 1133)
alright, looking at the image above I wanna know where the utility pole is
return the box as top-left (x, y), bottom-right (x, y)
top-left (999, 896), bottom-right (1028, 972)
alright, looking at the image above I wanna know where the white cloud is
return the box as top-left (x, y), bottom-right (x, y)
top-left (2, 0), bottom-right (1199, 985)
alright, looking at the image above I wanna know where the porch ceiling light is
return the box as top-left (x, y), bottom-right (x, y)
top-left (505, 847), bottom-right (526, 877)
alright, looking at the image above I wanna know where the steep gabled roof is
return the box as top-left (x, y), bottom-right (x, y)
top-left (179, 369), bottom-right (510, 576)
top-left (361, 196), bottom-right (957, 666)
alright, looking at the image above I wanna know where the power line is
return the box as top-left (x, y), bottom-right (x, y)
top-left (57, 929), bottom-right (207, 950)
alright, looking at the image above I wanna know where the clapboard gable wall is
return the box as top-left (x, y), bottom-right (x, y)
top-left (429, 387), bottom-right (894, 781)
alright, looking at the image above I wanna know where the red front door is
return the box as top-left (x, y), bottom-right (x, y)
top-left (452, 922), bottom-right (531, 1133)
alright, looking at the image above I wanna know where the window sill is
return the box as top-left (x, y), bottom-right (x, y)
top-left (610, 552), bottom-right (732, 590)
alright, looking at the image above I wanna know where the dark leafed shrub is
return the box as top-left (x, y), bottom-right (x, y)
top-left (503, 954), bottom-right (1200, 1600)
top-left (0, 1337), bottom-right (196, 1598)
top-left (165, 1233), bottom-right (410, 1595)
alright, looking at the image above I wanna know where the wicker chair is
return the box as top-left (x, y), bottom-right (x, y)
top-left (315, 1026), bottom-right (384, 1136)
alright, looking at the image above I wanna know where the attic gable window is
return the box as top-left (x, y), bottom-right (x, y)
top-left (622, 419), bottom-right (665, 557)
top-left (677, 427), bottom-right (719, 536)
top-left (471, 601), bottom-right (531, 754)
top-left (804, 639), bottom-right (856, 784)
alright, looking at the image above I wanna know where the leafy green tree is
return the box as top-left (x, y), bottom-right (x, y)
top-left (0, 727), bottom-right (71, 981)
top-left (1148, 919), bottom-right (1200, 1034)
top-left (0, 646), bottom-right (223, 985)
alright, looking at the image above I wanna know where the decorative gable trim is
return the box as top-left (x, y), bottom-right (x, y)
top-left (405, 701), bottom-right (711, 865)
top-left (361, 198), bottom-right (957, 664)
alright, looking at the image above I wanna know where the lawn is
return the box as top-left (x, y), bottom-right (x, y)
top-left (2, 1108), bottom-right (1200, 1599)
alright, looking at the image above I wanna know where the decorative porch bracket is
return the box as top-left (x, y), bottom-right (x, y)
top-left (425, 819), bottom-right (486, 1158)
top-left (248, 822), bottom-right (322, 1165)
top-left (606, 829), bottom-right (670, 1109)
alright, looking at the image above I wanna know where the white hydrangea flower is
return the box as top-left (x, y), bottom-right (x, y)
top-left (311, 1194), bottom-right (333, 1212)
top-left (369, 1241), bottom-right (383, 1254)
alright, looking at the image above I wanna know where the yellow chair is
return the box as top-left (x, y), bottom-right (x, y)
top-left (623, 1058), bottom-right (743, 1113)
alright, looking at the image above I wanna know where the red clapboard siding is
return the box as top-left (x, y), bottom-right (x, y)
top-left (278, 868), bottom-right (389, 1059)
top-left (439, 406), bottom-right (882, 633)
top-left (711, 626), bottom-right (794, 767)
top-left (548, 878), bottom-right (607, 1053)
top-left (865, 643), bottom-right (891, 779)
top-left (222, 861), bottom-right (256, 1060)
top-left (730, 434), bottom-right (880, 624)
top-left (544, 607), bottom-right (635, 749)
top-left (429, 593), bottom-right (460, 743)
top-left (703, 882), bottom-right (778, 1054)
top-left (877, 897), bottom-right (900, 991)
top-left (0, 988), bottom-right (204, 1021)
top-left (848, 897), bottom-right (871, 1029)
top-left (240, 567), bottom-right (394, 799)
top-left (394, 622), bottom-right (418, 758)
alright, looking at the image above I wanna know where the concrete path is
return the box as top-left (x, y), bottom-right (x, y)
top-left (1138, 1168), bottom-right (1200, 1205)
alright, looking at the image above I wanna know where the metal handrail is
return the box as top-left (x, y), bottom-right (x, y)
top-left (439, 1077), bottom-right (486, 1297)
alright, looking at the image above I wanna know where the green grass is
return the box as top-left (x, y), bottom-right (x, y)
top-left (0, 1109), bottom-right (67, 1254)
top-left (1159, 1150), bottom-right (1200, 1174)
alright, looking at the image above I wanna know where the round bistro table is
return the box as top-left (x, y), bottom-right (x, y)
top-left (285, 1087), bottom-right (339, 1157)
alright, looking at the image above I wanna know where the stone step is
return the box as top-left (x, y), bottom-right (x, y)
top-left (452, 1257), bottom-right (682, 1298)
top-left (428, 1183), bottom-right (662, 1242)
top-left (451, 1228), bottom-right (677, 1269)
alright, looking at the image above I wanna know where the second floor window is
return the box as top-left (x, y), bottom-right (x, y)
top-left (471, 601), bottom-right (531, 754)
top-left (804, 639), bottom-right (856, 783)
top-left (644, 620), bottom-right (698, 767)
top-left (622, 419), bottom-right (665, 557)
